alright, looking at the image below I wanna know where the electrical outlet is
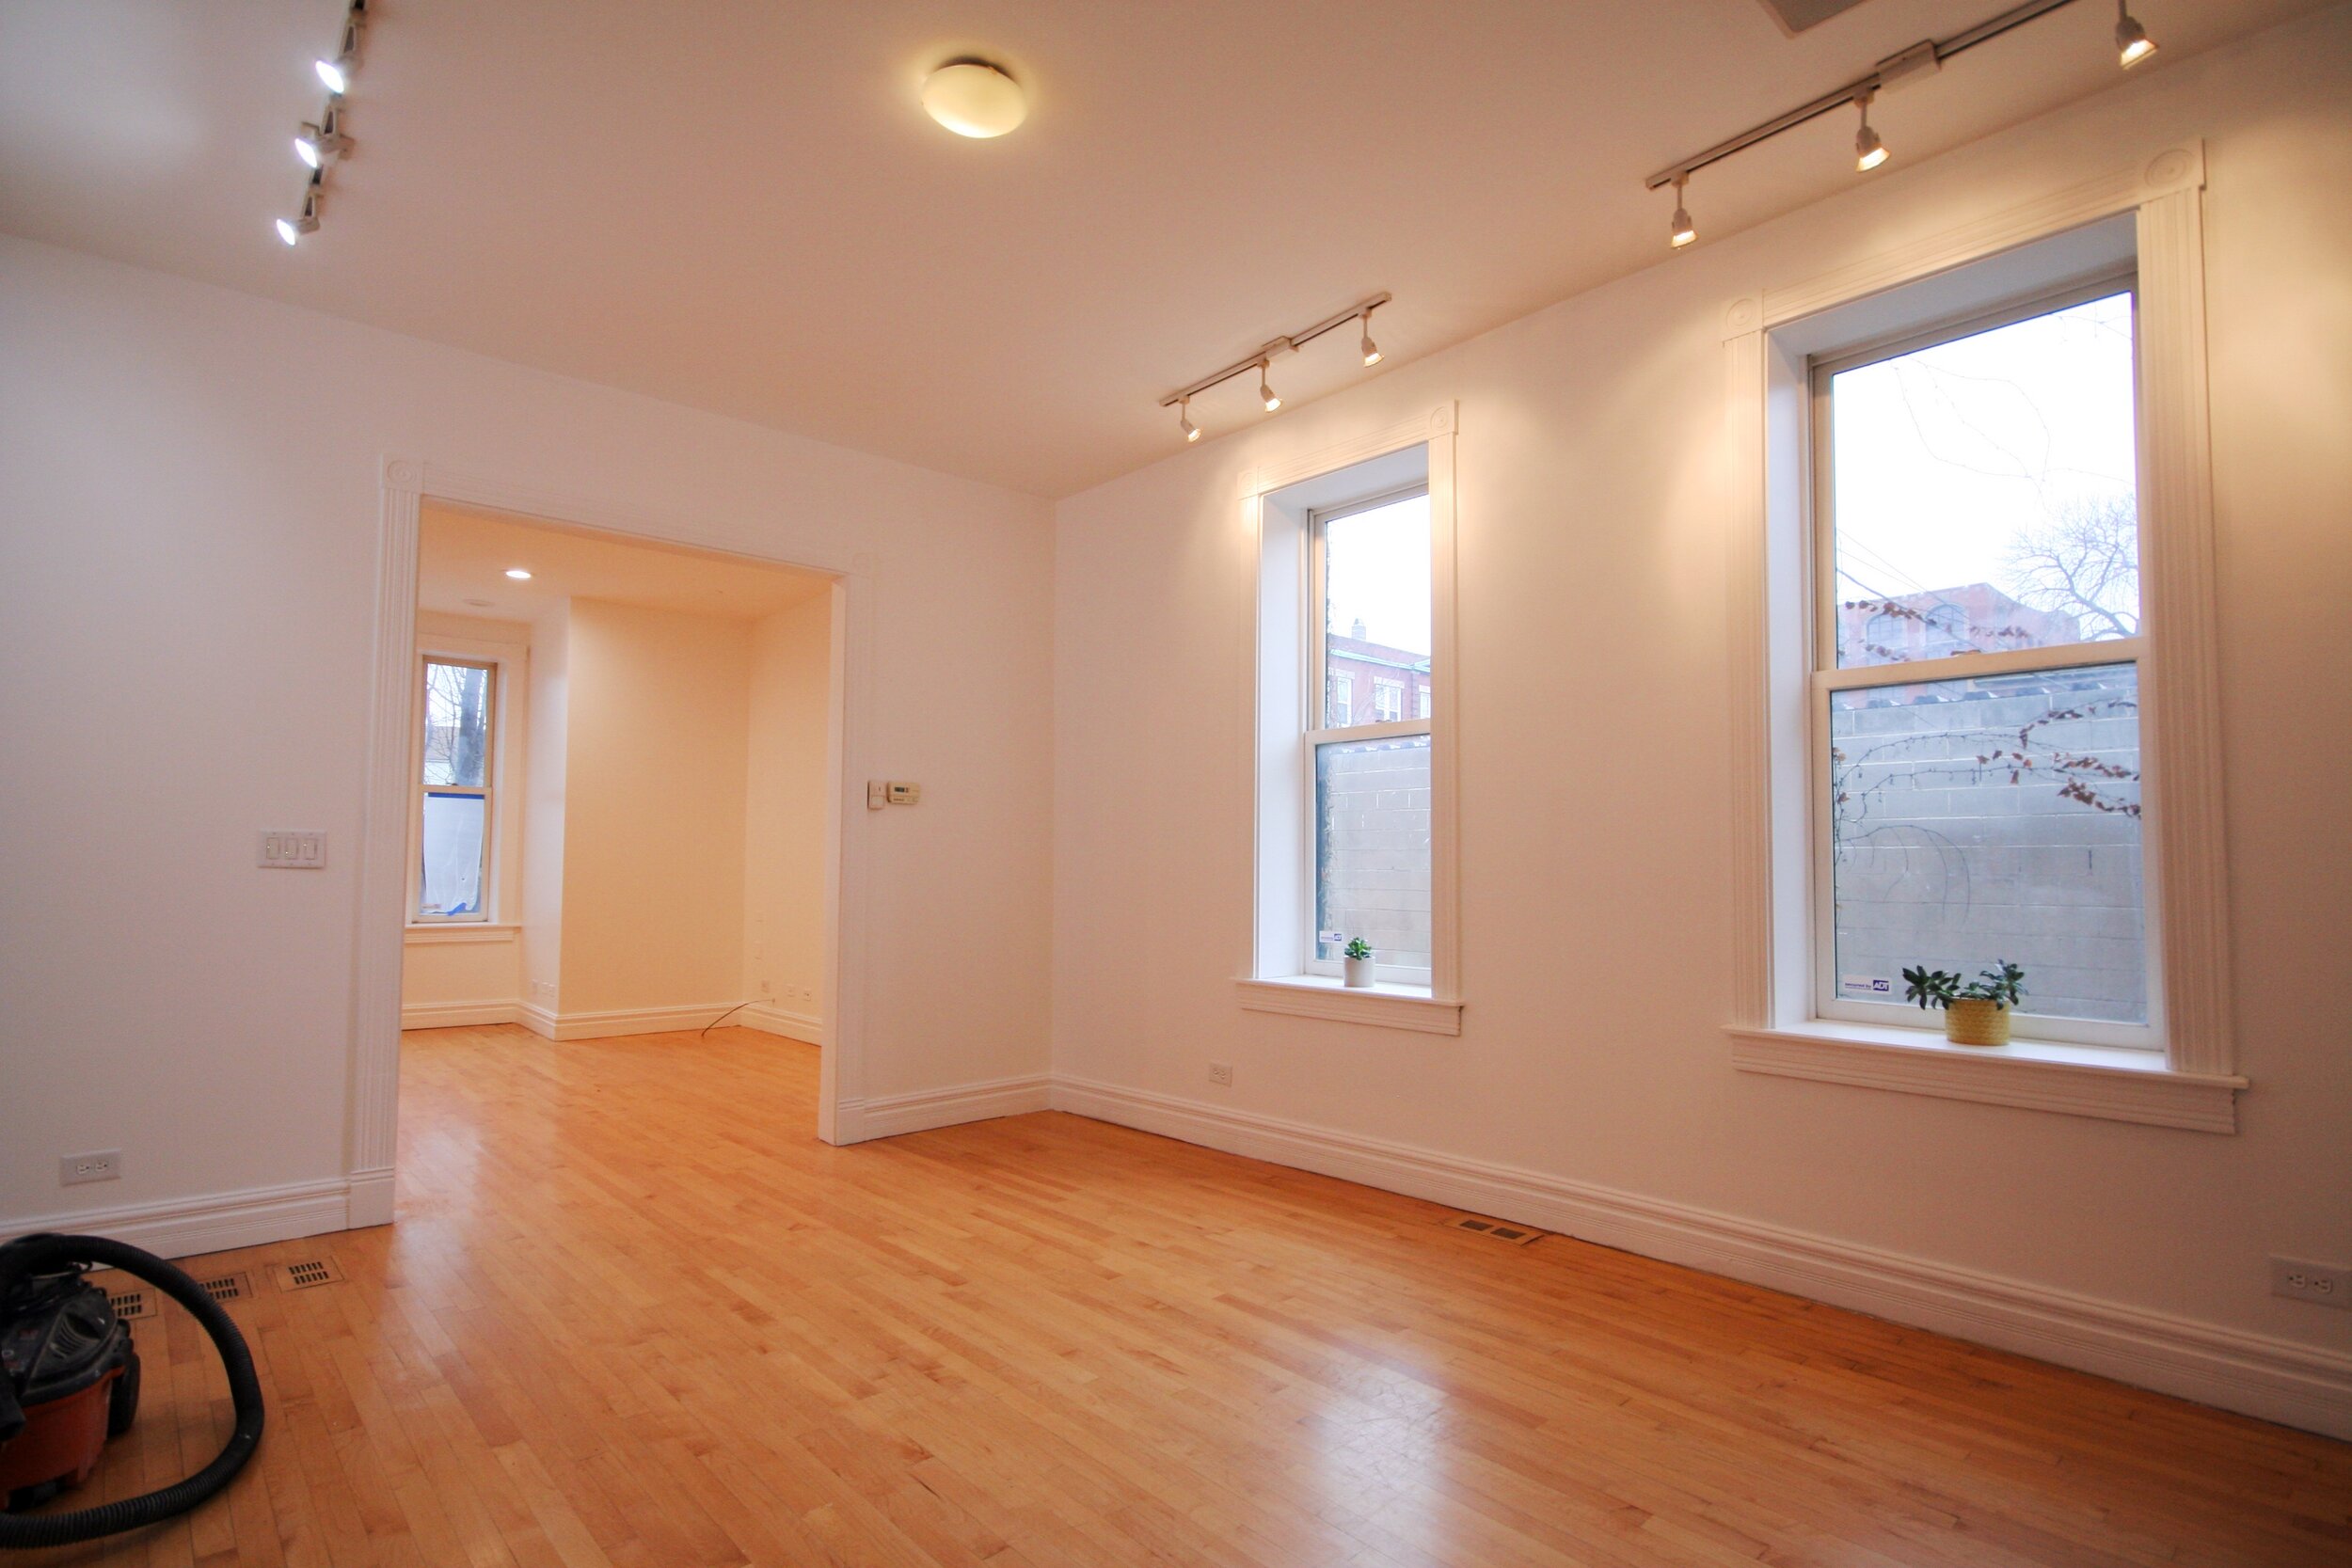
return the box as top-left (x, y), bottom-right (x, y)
top-left (257, 830), bottom-right (327, 868)
top-left (1207, 1062), bottom-right (1232, 1086)
top-left (2271, 1257), bottom-right (2352, 1308)
top-left (61, 1150), bottom-right (121, 1186)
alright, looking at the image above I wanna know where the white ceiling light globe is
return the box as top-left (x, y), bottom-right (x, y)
top-left (922, 61), bottom-right (1027, 138)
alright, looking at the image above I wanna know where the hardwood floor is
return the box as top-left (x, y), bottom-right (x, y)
top-left (15, 1023), bottom-right (2349, 1566)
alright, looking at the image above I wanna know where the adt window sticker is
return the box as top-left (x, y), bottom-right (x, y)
top-left (1840, 974), bottom-right (1895, 999)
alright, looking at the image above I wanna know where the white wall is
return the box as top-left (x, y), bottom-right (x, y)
top-left (558, 598), bottom-right (752, 1017)
top-left (1052, 9), bottom-right (2352, 1416)
top-left (744, 594), bottom-right (834, 1026)
top-left (0, 236), bottom-right (1055, 1239)
top-left (519, 604), bottom-right (570, 1019)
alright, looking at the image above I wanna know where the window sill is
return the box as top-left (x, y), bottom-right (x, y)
top-left (1728, 1022), bottom-right (2244, 1132)
top-left (404, 923), bottom-right (519, 945)
top-left (1237, 975), bottom-right (1462, 1037)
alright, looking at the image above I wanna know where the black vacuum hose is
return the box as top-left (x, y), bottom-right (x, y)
top-left (0, 1232), bottom-right (265, 1548)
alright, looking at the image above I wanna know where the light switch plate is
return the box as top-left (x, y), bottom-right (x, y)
top-left (259, 830), bottom-right (327, 868)
top-left (866, 780), bottom-right (888, 811)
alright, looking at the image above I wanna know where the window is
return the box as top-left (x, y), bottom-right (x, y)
top-left (1242, 418), bottom-right (1459, 1032)
top-left (415, 657), bottom-right (496, 920)
top-left (1812, 280), bottom-right (2149, 1048)
top-left (1310, 489), bottom-right (1434, 983)
top-left (1327, 672), bottom-right (1353, 727)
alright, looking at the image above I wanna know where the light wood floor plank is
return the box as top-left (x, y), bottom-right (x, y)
top-left (11, 1023), bottom-right (2347, 1566)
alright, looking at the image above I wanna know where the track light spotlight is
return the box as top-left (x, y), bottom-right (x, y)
top-left (294, 108), bottom-right (350, 169)
top-left (1359, 308), bottom-right (1383, 367)
top-left (1258, 361), bottom-right (1281, 413)
top-left (1852, 90), bottom-right (1889, 172)
top-left (2115, 2), bottom-right (2157, 67)
top-left (276, 187), bottom-right (321, 246)
top-left (314, 2), bottom-right (365, 95)
top-left (1179, 397), bottom-right (1200, 443)
top-left (1668, 174), bottom-right (1696, 249)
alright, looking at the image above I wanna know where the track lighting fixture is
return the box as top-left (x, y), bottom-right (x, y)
top-left (2115, 2), bottom-right (2157, 67)
top-left (276, 183), bottom-right (321, 246)
top-left (1644, 2), bottom-right (2151, 242)
top-left (1853, 90), bottom-right (1889, 171)
top-left (1155, 293), bottom-right (1389, 443)
top-left (276, 3), bottom-right (368, 249)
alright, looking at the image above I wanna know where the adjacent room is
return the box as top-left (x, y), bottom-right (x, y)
top-left (2, 2), bottom-right (2347, 1563)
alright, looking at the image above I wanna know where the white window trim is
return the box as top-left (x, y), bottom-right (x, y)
top-left (1239, 404), bottom-right (1462, 1036)
top-left (1721, 142), bottom-right (2242, 1132)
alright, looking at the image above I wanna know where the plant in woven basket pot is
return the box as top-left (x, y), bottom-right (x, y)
top-left (1342, 938), bottom-right (1375, 990)
top-left (1901, 961), bottom-right (2027, 1046)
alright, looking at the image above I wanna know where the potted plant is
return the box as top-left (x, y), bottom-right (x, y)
top-left (1342, 937), bottom-right (1375, 989)
top-left (1900, 961), bottom-right (2027, 1047)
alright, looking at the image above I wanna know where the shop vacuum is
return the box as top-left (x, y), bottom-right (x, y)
top-left (0, 1233), bottom-right (264, 1548)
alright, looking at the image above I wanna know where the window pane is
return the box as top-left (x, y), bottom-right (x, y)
top-left (1315, 734), bottom-right (1431, 971)
top-left (422, 660), bottom-right (491, 785)
top-left (1324, 493), bottom-right (1431, 725)
top-left (1830, 662), bottom-right (2145, 1027)
top-left (1829, 293), bottom-right (2139, 669)
top-left (419, 791), bottom-right (486, 917)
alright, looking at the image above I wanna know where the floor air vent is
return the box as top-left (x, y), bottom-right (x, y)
top-left (199, 1272), bottom-right (252, 1303)
top-left (105, 1289), bottom-right (153, 1322)
top-left (1448, 1214), bottom-right (1546, 1245)
top-left (272, 1257), bottom-right (346, 1291)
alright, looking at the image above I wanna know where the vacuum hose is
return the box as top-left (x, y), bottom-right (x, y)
top-left (0, 1233), bottom-right (265, 1548)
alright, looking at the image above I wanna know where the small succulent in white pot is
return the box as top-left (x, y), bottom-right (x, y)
top-left (1342, 937), bottom-right (1375, 989)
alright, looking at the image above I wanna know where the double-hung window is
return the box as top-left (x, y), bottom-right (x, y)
top-left (1307, 488), bottom-right (1434, 985)
top-left (1243, 417), bottom-right (1459, 1032)
top-left (415, 656), bottom-right (497, 921)
top-left (1811, 278), bottom-right (2150, 1048)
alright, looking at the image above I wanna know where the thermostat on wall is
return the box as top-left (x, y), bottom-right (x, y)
top-left (885, 782), bottom-right (921, 805)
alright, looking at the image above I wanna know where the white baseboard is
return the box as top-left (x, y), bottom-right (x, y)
top-left (2, 1177), bottom-right (353, 1262)
top-left (1048, 1075), bottom-right (2352, 1441)
top-left (513, 1001), bottom-right (747, 1040)
top-left (738, 1002), bottom-right (826, 1045)
top-left (851, 1073), bottom-right (1055, 1139)
top-left (401, 999), bottom-right (521, 1029)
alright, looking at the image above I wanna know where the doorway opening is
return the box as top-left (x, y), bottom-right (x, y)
top-left (390, 498), bottom-right (846, 1139)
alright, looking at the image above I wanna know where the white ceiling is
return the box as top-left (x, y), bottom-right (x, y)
top-left (0, 1), bottom-right (2322, 497)
top-left (418, 502), bottom-right (832, 624)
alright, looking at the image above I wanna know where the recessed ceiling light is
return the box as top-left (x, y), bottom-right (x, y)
top-left (922, 60), bottom-right (1027, 138)
top-left (504, 568), bottom-right (532, 579)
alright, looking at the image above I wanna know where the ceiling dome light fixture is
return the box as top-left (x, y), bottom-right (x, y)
top-left (1668, 173), bottom-right (1697, 249)
top-left (922, 59), bottom-right (1028, 138)
top-left (1852, 89), bottom-right (1889, 171)
top-left (504, 567), bottom-right (533, 580)
top-left (2115, 2), bottom-right (2157, 67)
top-left (1359, 306), bottom-right (1383, 367)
